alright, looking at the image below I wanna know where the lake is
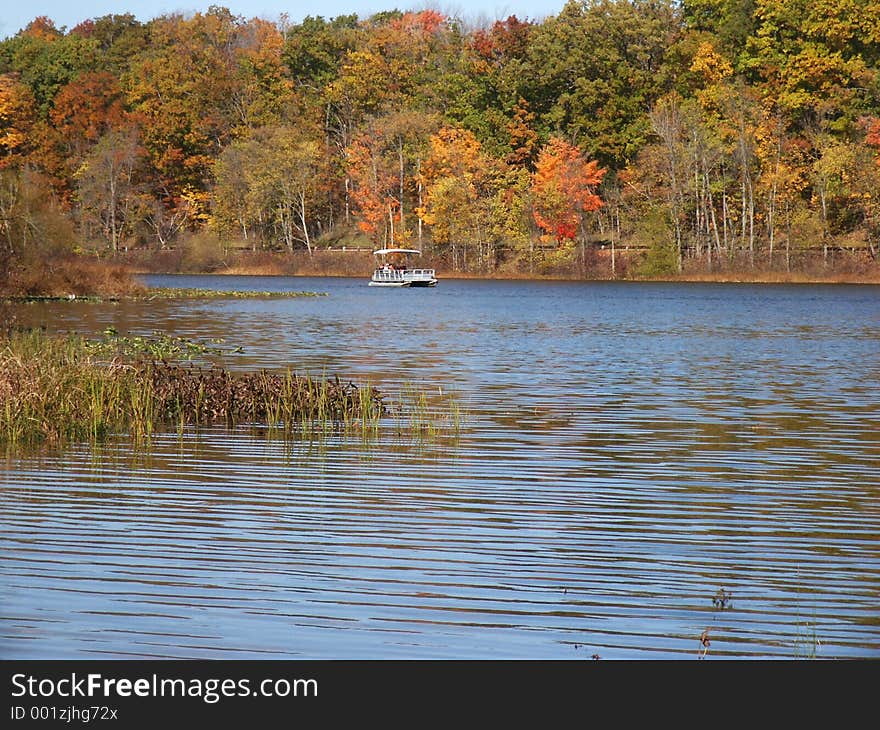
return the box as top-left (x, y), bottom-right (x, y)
top-left (1, 275), bottom-right (878, 659)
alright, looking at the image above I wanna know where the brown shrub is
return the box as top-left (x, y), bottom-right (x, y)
top-left (2, 256), bottom-right (146, 297)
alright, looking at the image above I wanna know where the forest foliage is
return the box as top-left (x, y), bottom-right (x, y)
top-left (1, 1), bottom-right (879, 279)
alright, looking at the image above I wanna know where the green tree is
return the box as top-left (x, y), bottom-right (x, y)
top-left (0, 19), bottom-right (99, 117)
top-left (523, 0), bottom-right (681, 168)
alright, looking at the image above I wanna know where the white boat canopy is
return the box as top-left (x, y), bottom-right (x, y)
top-left (372, 248), bottom-right (422, 256)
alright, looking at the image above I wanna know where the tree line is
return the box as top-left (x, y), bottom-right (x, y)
top-left (1, 1), bottom-right (879, 278)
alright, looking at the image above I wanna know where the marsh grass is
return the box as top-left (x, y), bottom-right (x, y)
top-left (0, 329), bottom-right (385, 450)
top-left (793, 569), bottom-right (821, 659)
top-left (793, 610), bottom-right (821, 659)
top-left (0, 330), bottom-right (465, 453)
top-left (392, 382), bottom-right (467, 443)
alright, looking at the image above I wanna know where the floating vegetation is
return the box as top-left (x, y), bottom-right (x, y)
top-left (139, 287), bottom-right (328, 300)
top-left (0, 329), bottom-right (386, 450)
top-left (793, 570), bottom-right (821, 659)
top-left (84, 327), bottom-right (240, 360)
top-left (1, 288), bottom-right (327, 303)
top-left (0, 329), bottom-right (466, 452)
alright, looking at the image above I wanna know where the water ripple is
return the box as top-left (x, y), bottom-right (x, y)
top-left (2, 279), bottom-right (879, 658)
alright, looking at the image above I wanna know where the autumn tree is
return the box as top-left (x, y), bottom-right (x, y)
top-left (68, 14), bottom-right (149, 75)
top-left (0, 74), bottom-right (35, 167)
top-left (252, 128), bottom-right (323, 254)
top-left (0, 2), bottom-right (878, 277)
top-left (531, 136), bottom-right (605, 244)
top-left (230, 18), bottom-right (295, 132)
top-left (212, 142), bottom-right (252, 244)
top-left (852, 117), bottom-right (880, 258)
top-left (460, 17), bottom-right (535, 155)
top-left (346, 125), bottom-right (402, 245)
top-left (124, 9), bottom-right (242, 226)
top-left (282, 14), bottom-right (361, 92)
top-left (0, 167), bottom-right (77, 284)
top-left (488, 166), bottom-right (533, 268)
top-left (213, 126), bottom-right (324, 253)
top-left (74, 128), bottom-right (147, 251)
top-left (506, 98), bottom-right (539, 167)
top-left (523, 0), bottom-right (681, 168)
top-left (0, 18), bottom-right (99, 117)
top-left (418, 126), bottom-right (498, 270)
top-left (26, 71), bottom-right (133, 205)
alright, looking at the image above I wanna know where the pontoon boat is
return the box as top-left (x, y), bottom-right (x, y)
top-left (369, 248), bottom-right (437, 287)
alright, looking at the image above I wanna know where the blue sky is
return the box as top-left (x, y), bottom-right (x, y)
top-left (1, 1), bottom-right (567, 38)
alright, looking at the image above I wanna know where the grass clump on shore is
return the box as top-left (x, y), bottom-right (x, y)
top-left (0, 329), bottom-right (384, 449)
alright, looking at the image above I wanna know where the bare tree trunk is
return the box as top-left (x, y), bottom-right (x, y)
top-left (785, 200), bottom-right (791, 272)
top-left (721, 167), bottom-right (729, 259)
top-left (108, 165), bottom-right (118, 252)
top-left (768, 183), bottom-right (776, 267)
top-left (768, 123), bottom-right (783, 268)
top-left (0, 175), bottom-right (19, 252)
top-left (298, 191), bottom-right (312, 255)
top-left (707, 171), bottom-right (721, 268)
top-left (748, 176), bottom-right (755, 265)
top-left (416, 157), bottom-right (423, 247)
top-left (695, 154), bottom-right (702, 262)
top-left (735, 104), bottom-right (755, 266)
top-left (398, 139), bottom-right (405, 230)
top-left (818, 183), bottom-right (829, 266)
top-left (611, 205), bottom-right (619, 277)
top-left (388, 203), bottom-right (394, 247)
top-left (651, 99), bottom-right (685, 271)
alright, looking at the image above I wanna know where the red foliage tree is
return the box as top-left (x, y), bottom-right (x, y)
top-left (531, 137), bottom-right (605, 243)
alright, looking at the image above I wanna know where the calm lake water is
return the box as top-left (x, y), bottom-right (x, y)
top-left (1, 275), bottom-right (878, 659)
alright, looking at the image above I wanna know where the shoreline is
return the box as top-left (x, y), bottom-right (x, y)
top-left (132, 266), bottom-right (880, 286)
top-left (114, 244), bottom-right (880, 287)
top-left (4, 255), bottom-right (877, 302)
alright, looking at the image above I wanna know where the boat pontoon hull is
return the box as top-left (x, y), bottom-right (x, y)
top-left (368, 279), bottom-right (411, 287)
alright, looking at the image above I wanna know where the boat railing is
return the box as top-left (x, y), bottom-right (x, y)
top-left (372, 268), bottom-right (436, 282)
top-left (372, 269), bottom-right (407, 282)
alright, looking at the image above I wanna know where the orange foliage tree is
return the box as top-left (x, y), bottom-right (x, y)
top-left (531, 137), bottom-right (605, 243)
top-left (346, 129), bottom-right (400, 244)
top-left (33, 72), bottom-right (133, 203)
top-left (125, 9), bottom-right (240, 220)
top-left (0, 74), bottom-right (36, 168)
top-left (418, 126), bottom-right (502, 269)
top-left (418, 125), bottom-right (488, 244)
top-left (867, 118), bottom-right (880, 159)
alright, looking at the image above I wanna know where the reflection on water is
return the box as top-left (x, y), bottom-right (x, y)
top-left (1, 277), bottom-right (879, 658)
